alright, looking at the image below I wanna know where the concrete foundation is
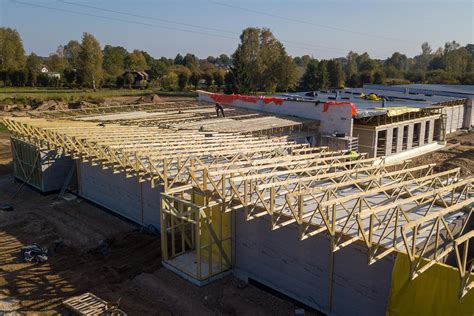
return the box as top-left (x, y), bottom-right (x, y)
top-left (233, 211), bottom-right (394, 315)
top-left (77, 162), bottom-right (162, 228)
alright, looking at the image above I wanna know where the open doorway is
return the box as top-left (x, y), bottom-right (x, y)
top-left (376, 130), bottom-right (387, 157)
top-left (402, 125), bottom-right (409, 150)
top-left (413, 123), bottom-right (421, 147)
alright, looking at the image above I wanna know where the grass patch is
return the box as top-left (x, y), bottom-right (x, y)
top-left (0, 87), bottom-right (200, 107)
top-left (156, 91), bottom-right (198, 98)
top-left (0, 122), bottom-right (8, 132)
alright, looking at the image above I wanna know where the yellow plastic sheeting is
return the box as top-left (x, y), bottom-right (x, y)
top-left (367, 93), bottom-right (382, 101)
top-left (387, 253), bottom-right (474, 316)
top-left (192, 190), bottom-right (232, 278)
top-left (360, 92), bottom-right (382, 101)
top-left (375, 106), bottom-right (421, 117)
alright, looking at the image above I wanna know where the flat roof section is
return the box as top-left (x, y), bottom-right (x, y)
top-left (279, 88), bottom-right (466, 119)
top-left (365, 84), bottom-right (474, 97)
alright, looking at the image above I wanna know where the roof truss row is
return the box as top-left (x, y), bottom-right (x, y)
top-left (171, 153), bottom-right (473, 297)
top-left (3, 115), bottom-right (473, 297)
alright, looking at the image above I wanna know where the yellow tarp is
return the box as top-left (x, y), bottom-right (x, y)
top-left (193, 190), bottom-right (231, 273)
top-left (360, 92), bottom-right (383, 101)
top-left (386, 253), bottom-right (474, 316)
top-left (375, 106), bottom-right (421, 117)
top-left (367, 93), bottom-right (382, 101)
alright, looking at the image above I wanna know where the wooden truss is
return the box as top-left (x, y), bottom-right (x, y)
top-left (3, 117), bottom-right (303, 190)
top-left (3, 110), bottom-right (473, 296)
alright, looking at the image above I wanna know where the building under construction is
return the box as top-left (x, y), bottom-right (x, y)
top-left (3, 86), bottom-right (473, 315)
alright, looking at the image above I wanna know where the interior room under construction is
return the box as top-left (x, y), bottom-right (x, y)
top-left (3, 98), bottom-right (473, 315)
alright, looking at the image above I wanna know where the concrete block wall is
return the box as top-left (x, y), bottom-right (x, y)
top-left (352, 127), bottom-right (376, 157)
top-left (442, 105), bottom-right (465, 134)
top-left (385, 128), bottom-right (393, 156)
top-left (355, 116), bottom-right (440, 158)
top-left (11, 138), bottom-right (74, 192)
top-left (40, 151), bottom-right (74, 192)
top-left (463, 98), bottom-right (474, 129)
top-left (233, 211), bottom-right (394, 315)
top-left (77, 162), bottom-right (162, 228)
top-left (331, 242), bottom-right (395, 316)
top-left (198, 91), bottom-right (354, 136)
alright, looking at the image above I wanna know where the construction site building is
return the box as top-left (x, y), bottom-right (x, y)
top-left (199, 84), bottom-right (473, 160)
top-left (3, 91), bottom-right (473, 315)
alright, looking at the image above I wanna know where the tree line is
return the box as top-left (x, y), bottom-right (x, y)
top-left (0, 27), bottom-right (473, 93)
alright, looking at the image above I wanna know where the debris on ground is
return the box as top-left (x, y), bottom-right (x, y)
top-left (295, 308), bottom-right (306, 315)
top-left (0, 294), bottom-right (20, 314)
top-left (96, 238), bottom-right (114, 258)
top-left (136, 94), bottom-right (162, 104)
top-left (139, 224), bottom-right (159, 235)
top-left (63, 292), bottom-right (127, 316)
top-left (61, 193), bottom-right (77, 202)
top-left (21, 244), bottom-right (48, 263)
top-left (0, 204), bottom-right (14, 211)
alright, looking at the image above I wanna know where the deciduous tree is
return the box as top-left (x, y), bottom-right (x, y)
top-left (103, 45), bottom-right (128, 77)
top-left (231, 27), bottom-right (297, 93)
top-left (126, 50), bottom-right (147, 71)
top-left (0, 27), bottom-right (26, 72)
top-left (327, 60), bottom-right (344, 88)
top-left (78, 32), bottom-right (103, 90)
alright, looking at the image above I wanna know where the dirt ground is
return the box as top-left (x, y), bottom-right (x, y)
top-left (2, 94), bottom-right (199, 113)
top-left (0, 130), bottom-right (313, 315)
top-left (0, 132), bottom-right (12, 177)
top-left (409, 131), bottom-right (474, 176)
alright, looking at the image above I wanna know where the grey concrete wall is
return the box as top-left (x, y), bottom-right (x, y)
top-left (321, 136), bottom-right (357, 152)
top-left (198, 91), bottom-right (354, 136)
top-left (406, 124), bottom-right (414, 150)
top-left (11, 138), bottom-right (73, 192)
top-left (428, 119), bottom-right (435, 143)
top-left (353, 127), bottom-right (376, 157)
top-left (442, 105), bottom-right (465, 134)
top-left (396, 126), bottom-right (404, 153)
top-left (356, 115), bottom-right (443, 158)
top-left (78, 162), bottom-right (162, 228)
top-left (331, 243), bottom-right (395, 316)
top-left (419, 121), bottom-right (426, 146)
top-left (385, 128), bottom-right (393, 156)
top-left (40, 150), bottom-right (74, 192)
top-left (233, 211), bottom-right (394, 315)
top-left (463, 98), bottom-right (474, 129)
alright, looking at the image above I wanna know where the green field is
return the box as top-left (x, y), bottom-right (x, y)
top-left (0, 87), bottom-right (153, 103)
top-left (0, 88), bottom-right (198, 105)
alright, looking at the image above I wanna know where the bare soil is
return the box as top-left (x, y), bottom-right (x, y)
top-left (409, 131), bottom-right (474, 176)
top-left (3, 94), bottom-right (198, 113)
top-left (0, 132), bottom-right (12, 177)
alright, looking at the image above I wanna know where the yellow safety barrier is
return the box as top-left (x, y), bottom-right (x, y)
top-left (386, 253), bottom-right (474, 316)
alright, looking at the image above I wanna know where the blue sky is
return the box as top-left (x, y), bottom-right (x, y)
top-left (1, 0), bottom-right (472, 60)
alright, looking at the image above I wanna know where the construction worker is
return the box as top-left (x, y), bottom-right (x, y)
top-left (215, 103), bottom-right (225, 117)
